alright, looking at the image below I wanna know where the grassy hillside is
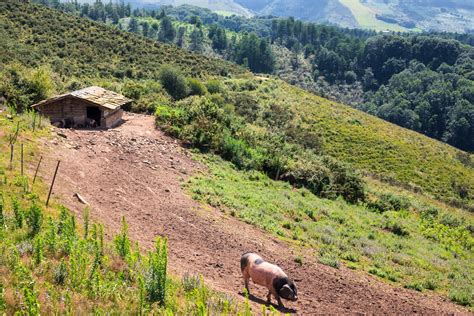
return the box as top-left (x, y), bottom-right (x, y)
top-left (2, 1), bottom-right (472, 207)
top-left (244, 79), bottom-right (474, 208)
top-left (0, 1), bottom-right (244, 80)
top-left (186, 153), bottom-right (473, 307)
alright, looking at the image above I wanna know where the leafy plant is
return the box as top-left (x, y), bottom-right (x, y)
top-left (145, 237), bottom-right (168, 305)
top-left (114, 216), bottom-right (131, 259)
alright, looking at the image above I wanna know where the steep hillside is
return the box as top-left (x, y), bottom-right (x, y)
top-left (255, 0), bottom-right (358, 28)
top-left (0, 1), bottom-right (244, 80)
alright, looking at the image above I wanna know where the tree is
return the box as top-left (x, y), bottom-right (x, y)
top-left (128, 17), bottom-right (138, 33)
top-left (190, 26), bottom-right (204, 53)
top-left (176, 27), bottom-right (186, 48)
top-left (234, 33), bottom-right (275, 73)
top-left (158, 16), bottom-right (176, 43)
top-left (158, 65), bottom-right (189, 100)
top-left (141, 21), bottom-right (150, 37)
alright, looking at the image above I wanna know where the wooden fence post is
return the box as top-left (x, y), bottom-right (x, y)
top-left (46, 160), bottom-right (60, 207)
top-left (32, 113), bottom-right (36, 132)
top-left (33, 155), bottom-right (43, 184)
top-left (9, 144), bottom-right (14, 171)
top-left (21, 143), bottom-right (24, 176)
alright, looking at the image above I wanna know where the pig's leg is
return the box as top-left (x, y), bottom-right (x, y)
top-left (244, 277), bottom-right (250, 294)
top-left (266, 291), bottom-right (272, 304)
top-left (276, 295), bottom-right (284, 308)
top-left (242, 269), bottom-right (251, 294)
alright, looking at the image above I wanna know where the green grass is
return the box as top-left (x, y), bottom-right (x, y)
top-left (236, 78), bottom-right (473, 209)
top-left (186, 153), bottom-right (473, 307)
top-left (339, 0), bottom-right (412, 32)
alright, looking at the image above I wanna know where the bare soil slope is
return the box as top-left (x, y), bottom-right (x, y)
top-left (37, 113), bottom-right (468, 314)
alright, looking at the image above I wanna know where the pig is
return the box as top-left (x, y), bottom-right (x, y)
top-left (241, 252), bottom-right (298, 307)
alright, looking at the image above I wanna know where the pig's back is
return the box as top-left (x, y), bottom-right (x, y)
top-left (249, 260), bottom-right (287, 288)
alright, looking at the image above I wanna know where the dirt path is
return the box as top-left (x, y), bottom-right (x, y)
top-left (38, 113), bottom-right (468, 314)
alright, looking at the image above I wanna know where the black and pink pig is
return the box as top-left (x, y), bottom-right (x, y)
top-left (241, 252), bottom-right (298, 307)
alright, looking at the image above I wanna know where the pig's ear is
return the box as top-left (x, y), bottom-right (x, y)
top-left (279, 284), bottom-right (292, 299)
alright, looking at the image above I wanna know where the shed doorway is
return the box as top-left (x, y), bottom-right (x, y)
top-left (86, 106), bottom-right (101, 127)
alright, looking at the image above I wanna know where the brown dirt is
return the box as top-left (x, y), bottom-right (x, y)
top-left (37, 113), bottom-right (469, 314)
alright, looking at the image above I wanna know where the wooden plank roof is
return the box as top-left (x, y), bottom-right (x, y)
top-left (32, 86), bottom-right (132, 110)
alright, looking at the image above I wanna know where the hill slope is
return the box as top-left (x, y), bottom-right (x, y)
top-left (0, 1), bottom-right (244, 80)
top-left (1, 0), bottom-right (472, 207)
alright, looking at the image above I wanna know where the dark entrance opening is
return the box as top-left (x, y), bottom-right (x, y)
top-left (86, 106), bottom-right (101, 127)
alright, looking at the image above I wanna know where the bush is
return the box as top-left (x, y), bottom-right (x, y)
top-left (187, 78), bottom-right (207, 96)
top-left (206, 80), bottom-right (223, 94)
top-left (0, 63), bottom-right (55, 112)
top-left (114, 217), bottom-right (131, 259)
top-left (283, 154), bottom-right (365, 203)
top-left (384, 220), bottom-right (409, 237)
top-left (26, 202), bottom-right (43, 237)
top-left (368, 193), bottom-right (411, 213)
top-left (145, 237), bottom-right (168, 305)
top-left (158, 65), bottom-right (189, 100)
top-left (449, 289), bottom-right (472, 307)
top-left (318, 254), bottom-right (340, 269)
top-left (53, 260), bottom-right (68, 285)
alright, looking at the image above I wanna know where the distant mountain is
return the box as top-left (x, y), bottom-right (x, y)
top-left (73, 0), bottom-right (473, 32)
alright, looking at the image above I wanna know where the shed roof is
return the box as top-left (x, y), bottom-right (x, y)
top-left (32, 86), bottom-right (132, 110)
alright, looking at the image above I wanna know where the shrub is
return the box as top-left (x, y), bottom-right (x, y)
top-left (53, 260), bottom-right (68, 285)
top-left (26, 202), bottom-right (43, 237)
top-left (294, 256), bottom-right (303, 266)
top-left (404, 282), bottom-right (423, 292)
top-left (158, 65), bottom-right (189, 100)
top-left (33, 236), bottom-right (43, 265)
top-left (0, 195), bottom-right (4, 229)
top-left (318, 253), bottom-right (340, 269)
top-left (187, 78), bottom-right (207, 96)
top-left (283, 155), bottom-right (365, 203)
top-left (114, 216), bottom-right (131, 259)
top-left (384, 220), bottom-right (409, 237)
top-left (206, 80), bottom-right (223, 94)
top-left (145, 237), bottom-right (168, 305)
top-left (368, 193), bottom-right (411, 213)
top-left (449, 289), bottom-right (472, 307)
top-left (12, 198), bottom-right (23, 228)
top-left (182, 273), bottom-right (202, 293)
top-left (220, 135), bottom-right (262, 170)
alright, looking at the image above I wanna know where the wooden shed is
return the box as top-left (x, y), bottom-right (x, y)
top-left (32, 86), bottom-right (132, 129)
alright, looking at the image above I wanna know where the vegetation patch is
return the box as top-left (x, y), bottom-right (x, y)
top-left (186, 154), bottom-right (473, 307)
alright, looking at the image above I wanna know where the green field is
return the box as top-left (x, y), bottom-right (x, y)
top-left (339, 0), bottom-right (412, 32)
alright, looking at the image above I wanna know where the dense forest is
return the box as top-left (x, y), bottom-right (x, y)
top-left (32, 0), bottom-right (474, 152)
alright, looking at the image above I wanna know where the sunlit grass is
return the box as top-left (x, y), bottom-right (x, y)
top-left (186, 153), bottom-right (473, 308)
